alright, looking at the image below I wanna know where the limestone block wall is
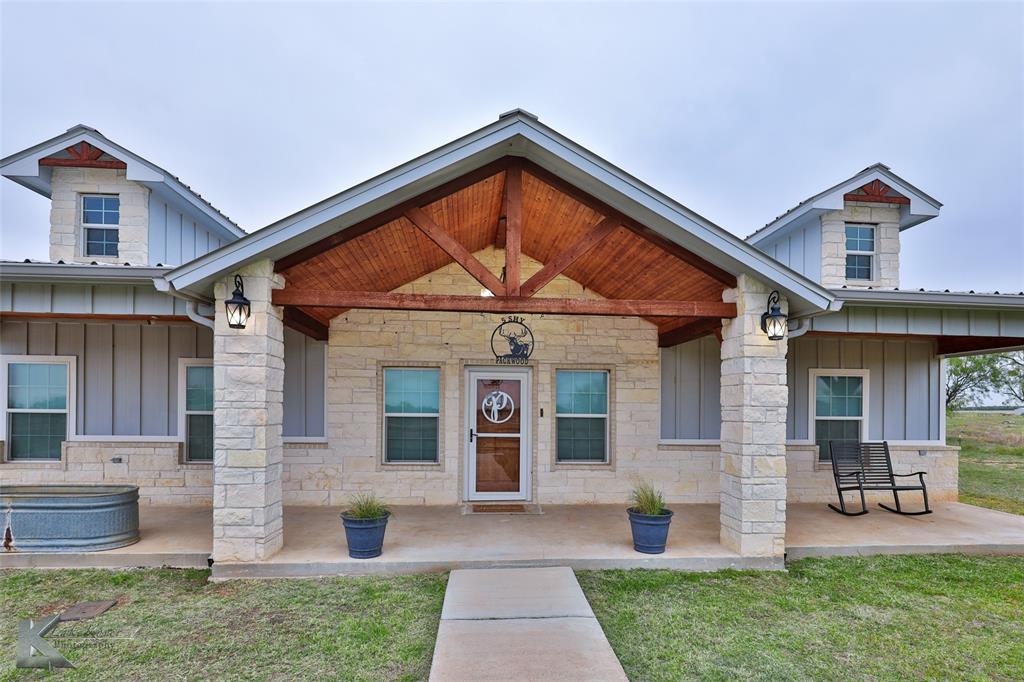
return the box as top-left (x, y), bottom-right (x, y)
top-left (281, 247), bottom-right (665, 506)
top-left (820, 203), bottom-right (900, 289)
top-left (0, 441), bottom-right (212, 505)
top-left (49, 167), bottom-right (150, 265)
top-left (787, 443), bottom-right (959, 504)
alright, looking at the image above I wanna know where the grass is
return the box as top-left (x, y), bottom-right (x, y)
top-left (0, 569), bottom-right (446, 681)
top-left (950, 411), bottom-right (1024, 515)
top-left (581, 554), bottom-right (1024, 681)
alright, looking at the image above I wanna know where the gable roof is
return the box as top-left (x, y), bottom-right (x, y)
top-left (0, 124), bottom-right (246, 242)
top-left (160, 110), bottom-right (837, 317)
top-left (746, 163), bottom-right (942, 246)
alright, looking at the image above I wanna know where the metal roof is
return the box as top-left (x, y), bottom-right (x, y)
top-left (160, 111), bottom-right (837, 316)
top-left (0, 124), bottom-right (246, 241)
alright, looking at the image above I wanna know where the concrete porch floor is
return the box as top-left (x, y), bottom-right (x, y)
top-left (3, 503), bottom-right (1023, 576)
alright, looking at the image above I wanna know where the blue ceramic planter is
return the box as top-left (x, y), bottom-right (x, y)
top-left (627, 508), bottom-right (674, 554)
top-left (340, 512), bottom-right (390, 559)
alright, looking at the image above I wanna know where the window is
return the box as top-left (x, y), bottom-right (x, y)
top-left (383, 368), bottom-right (439, 463)
top-left (811, 371), bottom-right (868, 461)
top-left (845, 224), bottom-right (874, 280)
top-left (3, 358), bottom-right (74, 461)
top-left (556, 370), bottom-right (609, 463)
top-left (82, 195), bottom-right (120, 257)
top-left (182, 362), bottom-right (213, 462)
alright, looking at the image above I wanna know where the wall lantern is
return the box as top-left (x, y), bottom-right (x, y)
top-left (224, 275), bottom-right (251, 329)
top-left (760, 290), bottom-right (787, 341)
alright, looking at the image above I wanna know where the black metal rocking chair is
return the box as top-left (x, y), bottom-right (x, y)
top-left (827, 440), bottom-right (932, 516)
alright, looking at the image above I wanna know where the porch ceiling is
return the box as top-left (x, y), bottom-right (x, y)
top-left (274, 157), bottom-right (734, 345)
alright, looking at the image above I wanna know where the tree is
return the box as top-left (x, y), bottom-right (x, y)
top-left (946, 354), bottom-right (1001, 409)
top-left (994, 351), bottom-right (1024, 404)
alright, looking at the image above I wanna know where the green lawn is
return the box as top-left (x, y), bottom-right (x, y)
top-left (0, 569), bottom-right (446, 681)
top-left (581, 555), bottom-right (1024, 681)
top-left (950, 411), bottom-right (1024, 515)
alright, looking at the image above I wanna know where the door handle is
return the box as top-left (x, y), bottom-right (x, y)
top-left (469, 428), bottom-right (476, 443)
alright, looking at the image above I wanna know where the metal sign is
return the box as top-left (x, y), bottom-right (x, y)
top-left (490, 316), bottom-right (534, 365)
top-left (481, 390), bottom-right (515, 423)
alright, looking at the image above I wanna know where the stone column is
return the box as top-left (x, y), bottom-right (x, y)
top-left (212, 259), bottom-right (285, 562)
top-left (719, 274), bottom-right (788, 557)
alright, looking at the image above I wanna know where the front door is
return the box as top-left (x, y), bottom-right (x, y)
top-left (466, 367), bottom-right (531, 501)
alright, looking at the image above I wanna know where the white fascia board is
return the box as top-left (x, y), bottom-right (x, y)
top-left (834, 289), bottom-right (1024, 311)
top-left (1, 128), bottom-right (245, 240)
top-left (164, 114), bottom-right (834, 314)
top-left (749, 166), bottom-right (942, 246)
top-left (0, 262), bottom-right (170, 285)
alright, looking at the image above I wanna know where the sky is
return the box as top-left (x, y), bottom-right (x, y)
top-left (2, 1), bottom-right (1022, 293)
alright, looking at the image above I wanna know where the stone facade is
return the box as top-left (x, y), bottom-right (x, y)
top-left (281, 248), bottom-right (664, 506)
top-left (0, 441), bottom-right (212, 505)
top-left (48, 167), bottom-right (150, 265)
top-left (787, 443), bottom-right (959, 504)
top-left (718, 275), bottom-right (789, 557)
top-left (212, 259), bottom-right (285, 562)
top-left (820, 203), bottom-right (900, 289)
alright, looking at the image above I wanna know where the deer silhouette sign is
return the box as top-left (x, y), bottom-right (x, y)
top-left (490, 316), bottom-right (534, 365)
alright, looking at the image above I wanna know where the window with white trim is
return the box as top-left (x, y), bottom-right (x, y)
top-left (383, 368), bottom-right (439, 463)
top-left (844, 224), bottom-right (874, 281)
top-left (555, 370), bottom-right (609, 463)
top-left (811, 370), bottom-right (868, 462)
top-left (3, 357), bottom-right (75, 461)
top-left (82, 195), bottom-right (120, 257)
top-left (180, 361), bottom-right (213, 462)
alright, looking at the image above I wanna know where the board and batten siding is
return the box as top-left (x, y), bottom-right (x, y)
top-left (0, 319), bottom-right (325, 440)
top-left (809, 305), bottom-right (1024, 337)
top-left (283, 327), bottom-right (327, 439)
top-left (660, 334), bottom-right (943, 443)
top-left (148, 195), bottom-right (227, 266)
top-left (660, 335), bottom-right (721, 439)
top-left (1, 319), bottom-right (211, 437)
top-left (787, 336), bottom-right (942, 442)
top-left (1, 282), bottom-right (195, 316)
top-left (754, 217), bottom-right (822, 283)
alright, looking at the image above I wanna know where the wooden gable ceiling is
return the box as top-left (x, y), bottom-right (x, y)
top-left (274, 158), bottom-right (737, 346)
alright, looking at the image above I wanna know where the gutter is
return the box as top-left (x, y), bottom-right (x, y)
top-left (154, 276), bottom-right (215, 329)
top-left (832, 289), bottom-right (1024, 310)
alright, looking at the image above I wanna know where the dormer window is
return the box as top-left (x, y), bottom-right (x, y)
top-left (82, 195), bottom-right (120, 257)
top-left (844, 224), bottom-right (875, 281)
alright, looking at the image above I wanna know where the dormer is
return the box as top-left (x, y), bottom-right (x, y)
top-left (746, 164), bottom-right (942, 289)
top-left (1, 125), bottom-right (245, 266)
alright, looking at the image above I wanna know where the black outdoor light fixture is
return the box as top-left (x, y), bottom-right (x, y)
top-left (224, 275), bottom-right (251, 329)
top-left (760, 290), bottom-right (787, 341)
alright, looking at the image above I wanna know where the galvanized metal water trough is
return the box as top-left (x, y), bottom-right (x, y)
top-left (2, 485), bottom-right (140, 552)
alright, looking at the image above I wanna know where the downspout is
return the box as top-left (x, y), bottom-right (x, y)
top-left (186, 301), bottom-right (214, 330)
top-left (787, 298), bottom-right (844, 340)
top-left (155, 276), bottom-right (215, 330)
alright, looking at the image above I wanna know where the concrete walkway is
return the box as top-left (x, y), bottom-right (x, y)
top-left (429, 566), bottom-right (627, 682)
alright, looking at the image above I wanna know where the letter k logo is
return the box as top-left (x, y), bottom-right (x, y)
top-left (16, 615), bottom-right (73, 669)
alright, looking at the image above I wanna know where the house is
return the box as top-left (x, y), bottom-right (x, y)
top-left (2, 111), bottom-right (1023, 568)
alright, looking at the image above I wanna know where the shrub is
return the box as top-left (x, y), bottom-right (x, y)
top-left (630, 480), bottom-right (666, 515)
top-left (343, 492), bottom-right (391, 519)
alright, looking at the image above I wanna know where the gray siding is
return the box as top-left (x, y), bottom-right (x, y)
top-left (660, 336), bottom-right (721, 439)
top-left (786, 336), bottom-right (942, 442)
top-left (148, 196), bottom-right (227, 266)
top-left (755, 217), bottom-right (822, 283)
top-left (1, 319), bottom-right (212, 437)
top-left (1, 282), bottom-right (202, 316)
top-left (810, 306), bottom-right (1024, 338)
top-left (283, 327), bottom-right (326, 438)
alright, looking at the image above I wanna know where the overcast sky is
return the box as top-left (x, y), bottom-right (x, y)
top-left (2, 1), bottom-right (1022, 292)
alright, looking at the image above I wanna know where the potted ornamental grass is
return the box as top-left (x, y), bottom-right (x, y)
top-left (340, 492), bottom-right (391, 559)
top-left (626, 480), bottom-right (673, 554)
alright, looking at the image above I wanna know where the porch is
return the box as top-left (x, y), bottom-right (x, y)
top-left (4, 502), bottom-right (1022, 577)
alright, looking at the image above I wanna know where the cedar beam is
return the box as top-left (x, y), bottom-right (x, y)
top-left (274, 158), bottom-right (511, 273)
top-left (272, 289), bottom-right (737, 318)
top-left (657, 318), bottom-right (723, 348)
top-left (843, 193), bottom-right (910, 205)
top-left (504, 163), bottom-right (523, 296)
top-left (520, 216), bottom-right (619, 298)
top-left (39, 157), bottom-right (127, 170)
top-left (283, 307), bottom-right (329, 341)
top-left (404, 207), bottom-right (505, 296)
